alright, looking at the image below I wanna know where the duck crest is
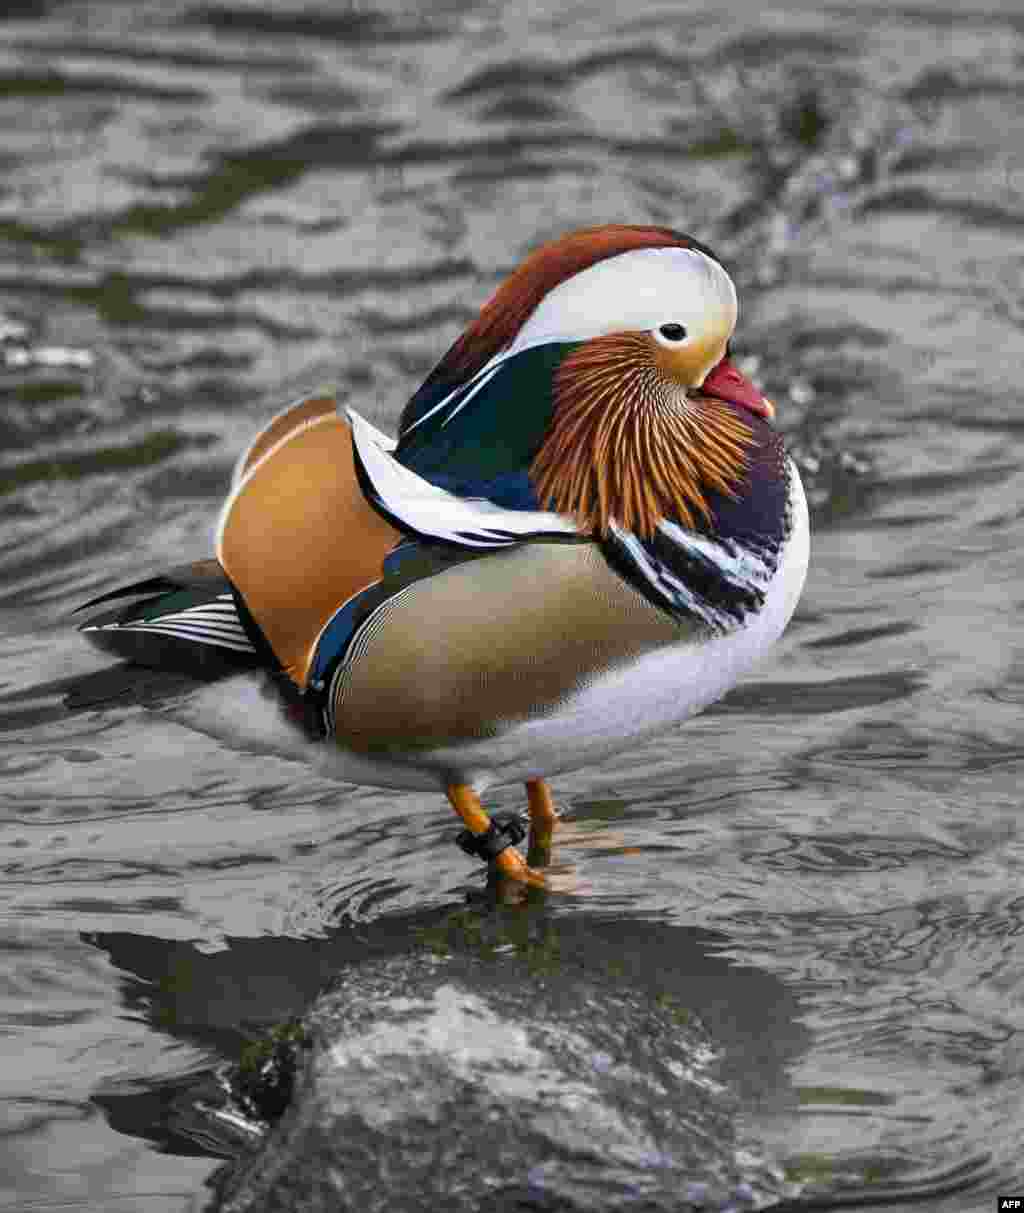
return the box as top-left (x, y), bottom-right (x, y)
top-left (398, 224), bottom-right (721, 437)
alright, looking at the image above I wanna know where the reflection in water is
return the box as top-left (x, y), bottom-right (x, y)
top-left (89, 905), bottom-right (810, 1209)
top-left (1, 0), bottom-right (1024, 1208)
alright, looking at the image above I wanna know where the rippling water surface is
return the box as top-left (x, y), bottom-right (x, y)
top-left (2, 1), bottom-right (1024, 1209)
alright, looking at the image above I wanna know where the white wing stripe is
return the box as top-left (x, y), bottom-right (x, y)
top-left (348, 408), bottom-right (579, 549)
top-left (172, 605), bottom-right (241, 620)
top-left (400, 372), bottom-right (478, 435)
top-left (439, 361), bottom-right (503, 429)
top-left (84, 619), bottom-right (251, 641)
top-left (82, 621), bottom-right (256, 652)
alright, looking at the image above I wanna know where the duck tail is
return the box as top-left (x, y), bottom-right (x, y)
top-left (73, 559), bottom-right (269, 676)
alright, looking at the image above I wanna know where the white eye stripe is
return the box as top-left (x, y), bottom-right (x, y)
top-left (507, 247), bottom-right (737, 356)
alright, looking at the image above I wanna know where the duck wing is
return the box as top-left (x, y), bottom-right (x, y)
top-left (349, 408), bottom-right (579, 549)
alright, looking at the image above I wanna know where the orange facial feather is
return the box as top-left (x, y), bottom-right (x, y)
top-left (530, 333), bottom-right (753, 539)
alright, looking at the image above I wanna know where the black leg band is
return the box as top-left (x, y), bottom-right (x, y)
top-left (456, 813), bottom-right (527, 862)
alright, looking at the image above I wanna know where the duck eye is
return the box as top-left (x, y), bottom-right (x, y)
top-left (657, 323), bottom-right (687, 342)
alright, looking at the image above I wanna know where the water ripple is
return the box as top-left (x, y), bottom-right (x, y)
top-left (2, 0), bottom-right (1024, 1207)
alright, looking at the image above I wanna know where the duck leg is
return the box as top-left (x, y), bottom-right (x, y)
top-left (446, 784), bottom-right (546, 886)
top-left (525, 778), bottom-right (558, 867)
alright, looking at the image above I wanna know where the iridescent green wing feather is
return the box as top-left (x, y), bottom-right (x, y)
top-left (394, 342), bottom-right (577, 509)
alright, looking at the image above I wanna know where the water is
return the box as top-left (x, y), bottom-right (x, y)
top-left (1, 0), bottom-right (1023, 1208)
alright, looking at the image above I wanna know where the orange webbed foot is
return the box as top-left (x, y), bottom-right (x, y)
top-left (446, 783), bottom-right (548, 886)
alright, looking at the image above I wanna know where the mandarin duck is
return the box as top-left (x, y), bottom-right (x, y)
top-left (72, 225), bottom-right (809, 885)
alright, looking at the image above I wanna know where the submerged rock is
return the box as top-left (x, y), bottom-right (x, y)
top-left (205, 908), bottom-right (789, 1212)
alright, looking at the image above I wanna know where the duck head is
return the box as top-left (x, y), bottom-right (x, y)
top-left (400, 225), bottom-right (775, 539)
